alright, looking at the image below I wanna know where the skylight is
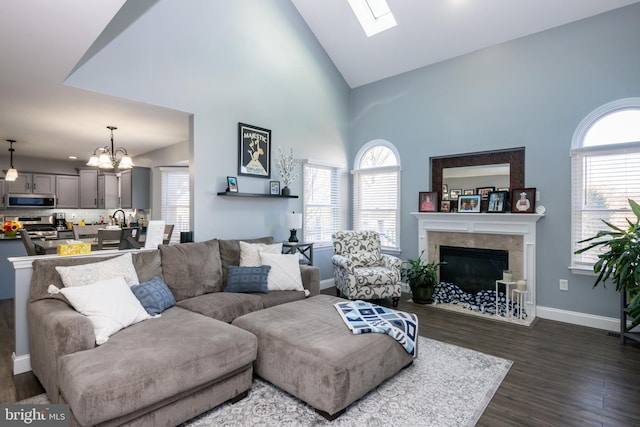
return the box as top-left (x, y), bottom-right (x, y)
top-left (347, 0), bottom-right (397, 37)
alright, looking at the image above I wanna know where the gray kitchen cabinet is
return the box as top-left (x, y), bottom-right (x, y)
top-left (120, 167), bottom-right (150, 209)
top-left (6, 173), bottom-right (55, 194)
top-left (55, 175), bottom-right (79, 208)
top-left (97, 173), bottom-right (119, 209)
top-left (0, 179), bottom-right (5, 208)
top-left (79, 169), bottom-right (98, 208)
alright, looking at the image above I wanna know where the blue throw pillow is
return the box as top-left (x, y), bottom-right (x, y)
top-left (225, 266), bottom-right (271, 293)
top-left (130, 276), bottom-right (176, 315)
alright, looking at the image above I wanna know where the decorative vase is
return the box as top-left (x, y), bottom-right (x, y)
top-left (4, 230), bottom-right (17, 238)
top-left (412, 286), bottom-right (434, 304)
top-left (281, 186), bottom-right (290, 196)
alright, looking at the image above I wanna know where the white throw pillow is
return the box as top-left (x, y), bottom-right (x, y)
top-left (48, 276), bottom-right (150, 345)
top-left (260, 252), bottom-right (304, 291)
top-left (55, 253), bottom-right (140, 288)
top-left (239, 241), bottom-right (283, 267)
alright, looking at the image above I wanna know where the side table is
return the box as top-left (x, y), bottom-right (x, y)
top-left (495, 280), bottom-right (516, 318)
top-left (282, 242), bottom-right (313, 266)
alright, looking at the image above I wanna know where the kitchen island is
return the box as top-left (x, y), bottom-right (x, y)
top-left (0, 236), bottom-right (28, 300)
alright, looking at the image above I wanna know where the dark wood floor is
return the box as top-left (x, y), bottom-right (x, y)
top-left (2, 292), bottom-right (640, 426)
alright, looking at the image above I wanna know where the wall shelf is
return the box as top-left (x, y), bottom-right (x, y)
top-left (217, 191), bottom-right (298, 199)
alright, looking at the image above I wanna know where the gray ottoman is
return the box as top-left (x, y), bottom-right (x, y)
top-left (231, 294), bottom-right (416, 419)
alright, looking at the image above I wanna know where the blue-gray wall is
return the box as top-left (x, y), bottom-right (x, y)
top-left (65, 1), bottom-right (640, 319)
top-left (65, 0), bottom-right (351, 250)
top-left (351, 3), bottom-right (640, 318)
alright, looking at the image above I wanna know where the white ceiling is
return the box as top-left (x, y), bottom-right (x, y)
top-left (0, 0), bottom-right (638, 164)
top-left (292, 0), bottom-right (640, 88)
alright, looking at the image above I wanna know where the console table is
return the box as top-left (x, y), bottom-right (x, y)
top-left (282, 242), bottom-right (313, 265)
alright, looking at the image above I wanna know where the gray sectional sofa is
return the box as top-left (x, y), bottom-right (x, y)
top-left (27, 236), bottom-right (320, 426)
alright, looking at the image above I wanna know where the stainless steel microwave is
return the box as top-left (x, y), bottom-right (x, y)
top-left (7, 194), bottom-right (56, 208)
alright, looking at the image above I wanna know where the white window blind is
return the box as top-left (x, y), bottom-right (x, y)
top-left (303, 162), bottom-right (341, 246)
top-left (352, 143), bottom-right (400, 251)
top-left (160, 167), bottom-right (190, 244)
top-left (571, 101), bottom-right (640, 268)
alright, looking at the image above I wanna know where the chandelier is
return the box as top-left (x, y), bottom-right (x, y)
top-left (87, 126), bottom-right (134, 169)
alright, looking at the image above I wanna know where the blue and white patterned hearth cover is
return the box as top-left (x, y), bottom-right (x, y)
top-left (334, 301), bottom-right (418, 357)
top-left (434, 282), bottom-right (527, 318)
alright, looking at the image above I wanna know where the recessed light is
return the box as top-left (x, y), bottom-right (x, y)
top-left (347, 0), bottom-right (397, 37)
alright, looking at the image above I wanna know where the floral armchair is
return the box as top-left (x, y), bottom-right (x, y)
top-left (331, 230), bottom-right (402, 307)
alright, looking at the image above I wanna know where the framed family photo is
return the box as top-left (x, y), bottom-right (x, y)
top-left (440, 200), bottom-right (451, 212)
top-left (487, 191), bottom-right (508, 212)
top-left (419, 191), bottom-right (438, 212)
top-left (458, 195), bottom-right (481, 212)
top-left (511, 188), bottom-right (536, 213)
top-left (226, 176), bottom-right (238, 193)
top-left (238, 122), bottom-right (271, 178)
top-left (270, 181), bottom-right (280, 195)
top-left (476, 186), bottom-right (495, 199)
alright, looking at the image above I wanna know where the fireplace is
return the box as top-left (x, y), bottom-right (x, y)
top-left (411, 212), bottom-right (543, 325)
top-left (439, 246), bottom-right (508, 293)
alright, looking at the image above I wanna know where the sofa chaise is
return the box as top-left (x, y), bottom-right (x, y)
top-left (27, 236), bottom-right (320, 426)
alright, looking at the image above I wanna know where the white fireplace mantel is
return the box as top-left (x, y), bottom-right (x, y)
top-left (411, 212), bottom-right (544, 324)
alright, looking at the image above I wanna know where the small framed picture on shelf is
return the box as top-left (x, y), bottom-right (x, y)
top-left (270, 181), bottom-right (280, 195)
top-left (511, 188), bottom-right (536, 213)
top-left (449, 189), bottom-right (462, 200)
top-left (463, 189), bottom-right (475, 195)
top-left (486, 191), bottom-right (509, 213)
top-left (226, 176), bottom-right (238, 193)
top-left (442, 183), bottom-right (449, 194)
top-left (458, 195), bottom-right (481, 212)
top-left (440, 200), bottom-right (451, 212)
top-left (419, 191), bottom-right (438, 212)
top-left (476, 186), bottom-right (495, 199)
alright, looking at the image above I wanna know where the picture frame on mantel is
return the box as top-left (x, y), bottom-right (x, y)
top-left (511, 188), bottom-right (536, 213)
top-left (419, 191), bottom-right (438, 212)
top-left (238, 122), bottom-right (271, 178)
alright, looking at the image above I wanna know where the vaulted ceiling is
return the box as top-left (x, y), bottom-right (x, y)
top-left (0, 0), bottom-right (637, 163)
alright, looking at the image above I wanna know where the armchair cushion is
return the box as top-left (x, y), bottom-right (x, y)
top-left (350, 251), bottom-right (383, 268)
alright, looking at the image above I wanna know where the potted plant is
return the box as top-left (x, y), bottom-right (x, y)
top-left (402, 250), bottom-right (445, 304)
top-left (276, 146), bottom-right (300, 196)
top-left (575, 198), bottom-right (640, 327)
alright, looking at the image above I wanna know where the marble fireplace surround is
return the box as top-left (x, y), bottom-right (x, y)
top-left (411, 212), bottom-right (543, 324)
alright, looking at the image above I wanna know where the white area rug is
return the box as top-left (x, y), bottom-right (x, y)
top-left (19, 337), bottom-right (511, 427)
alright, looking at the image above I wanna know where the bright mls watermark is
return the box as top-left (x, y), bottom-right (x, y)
top-left (1, 405), bottom-right (68, 426)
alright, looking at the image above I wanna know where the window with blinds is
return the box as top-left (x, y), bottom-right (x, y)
top-left (571, 101), bottom-right (640, 268)
top-left (160, 167), bottom-right (190, 244)
top-left (303, 162), bottom-right (341, 246)
top-left (352, 143), bottom-right (400, 251)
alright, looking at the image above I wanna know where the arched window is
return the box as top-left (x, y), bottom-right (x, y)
top-left (352, 140), bottom-right (401, 250)
top-left (571, 98), bottom-right (640, 270)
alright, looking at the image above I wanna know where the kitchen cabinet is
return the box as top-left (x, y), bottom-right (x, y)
top-left (0, 179), bottom-right (5, 208)
top-left (79, 169), bottom-right (98, 208)
top-left (55, 175), bottom-right (79, 208)
top-left (6, 174), bottom-right (55, 195)
top-left (120, 167), bottom-right (150, 209)
top-left (97, 173), bottom-right (119, 209)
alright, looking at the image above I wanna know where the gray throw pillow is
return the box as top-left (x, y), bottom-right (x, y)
top-left (225, 266), bottom-right (271, 293)
top-left (130, 276), bottom-right (176, 315)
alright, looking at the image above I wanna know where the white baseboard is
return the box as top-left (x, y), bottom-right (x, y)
top-left (12, 352), bottom-right (31, 375)
top-left (319, 279), bottom-right (334, 290)
top-left (536, 305), bottom-right (621, 331)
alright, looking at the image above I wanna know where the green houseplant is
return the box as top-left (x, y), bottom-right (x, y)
top-left (574, 198), bottom-right (640, 327)
top-left (402, 250), bottom-right (445, 304)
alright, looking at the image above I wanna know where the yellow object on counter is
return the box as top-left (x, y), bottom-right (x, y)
top-left (57, 241), bottom-right (91, 256)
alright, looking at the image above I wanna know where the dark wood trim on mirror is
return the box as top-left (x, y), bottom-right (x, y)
top-left (431, 147), bottom-right (525, 207)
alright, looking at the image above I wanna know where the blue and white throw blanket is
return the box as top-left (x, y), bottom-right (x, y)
top-left (334, 301), bottom-right (418, 357)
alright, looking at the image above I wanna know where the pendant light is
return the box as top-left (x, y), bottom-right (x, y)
top-left (87, 126), bottom-right (134, 169)
top-left (5, 140), bottom-right (18, 182)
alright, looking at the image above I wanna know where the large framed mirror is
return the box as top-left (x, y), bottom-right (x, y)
top-left (431, 147), bottom-right (525, 208)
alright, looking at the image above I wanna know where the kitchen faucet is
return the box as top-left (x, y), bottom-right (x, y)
top-left (112, 209), bottom-right (126, 227)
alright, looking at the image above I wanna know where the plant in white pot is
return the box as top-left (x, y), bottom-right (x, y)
top-left (276, 146), bottom-right (301, 196)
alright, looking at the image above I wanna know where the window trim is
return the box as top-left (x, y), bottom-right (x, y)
top-left (570, 97), bottom-right (640, 271)
top-left (352, 140), bottom-right (401, 251)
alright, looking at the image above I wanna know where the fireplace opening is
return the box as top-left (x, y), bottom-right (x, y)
top-left (439, 246), bottom-right (508, 293)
